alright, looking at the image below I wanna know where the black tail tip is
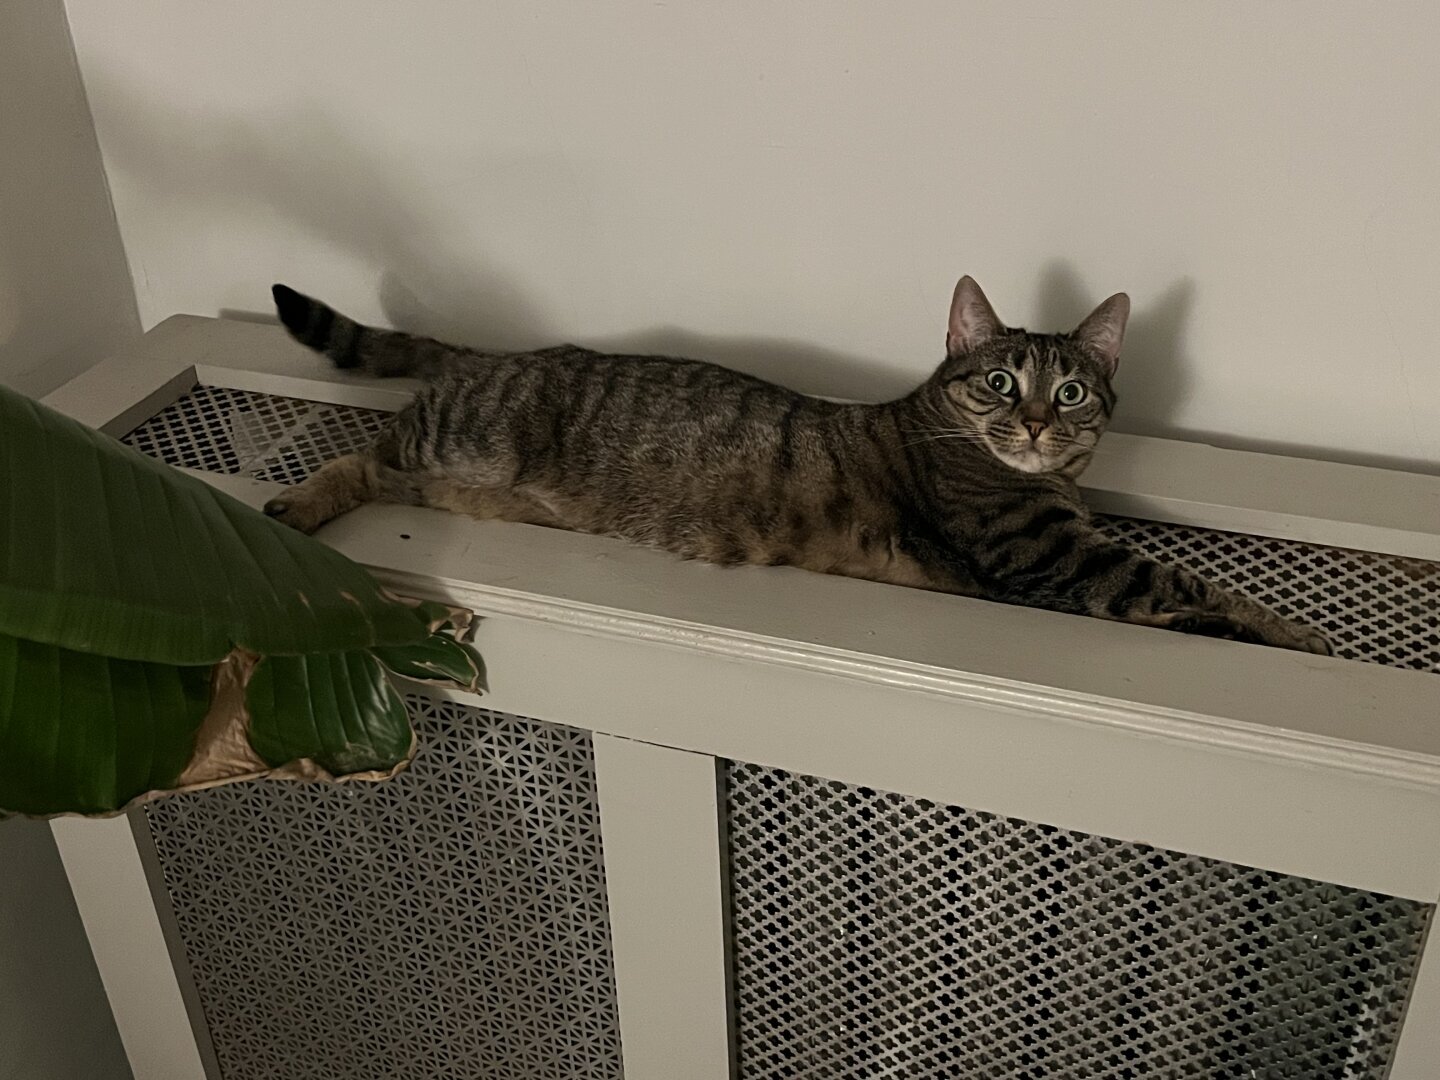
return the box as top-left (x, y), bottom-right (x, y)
top-left (271, 283), bottom-right (310, 333)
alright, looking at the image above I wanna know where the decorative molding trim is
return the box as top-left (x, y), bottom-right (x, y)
top-left (375, 565), bottom-right (1440, 790)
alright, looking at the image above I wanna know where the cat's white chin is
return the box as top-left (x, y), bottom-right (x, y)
top-left (998, 448), bottom-right (1052, 474)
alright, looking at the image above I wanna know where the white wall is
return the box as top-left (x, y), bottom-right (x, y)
top-left (0, 822), bottom-right (131, 1080)
top-left (0, 3), bottom-right (136, 1077)
top-left (65, 0), bottom-right (1439, 470)
top-left (0, 0), bottom-right (138, 398)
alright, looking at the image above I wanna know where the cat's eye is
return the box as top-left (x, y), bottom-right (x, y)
top-left (1056, 381), bottom-right (1087, 406)
top-left (985, 370), bottom-right (1016, 396)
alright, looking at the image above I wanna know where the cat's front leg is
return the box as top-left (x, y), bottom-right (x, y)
top-left (1146, 598), bottom-right (1333, 655)
top-left (972, 517), bottom-right (1332, 655)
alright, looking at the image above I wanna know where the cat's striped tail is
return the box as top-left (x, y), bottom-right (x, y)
top-left (271, 284), bottom-right (470, 379)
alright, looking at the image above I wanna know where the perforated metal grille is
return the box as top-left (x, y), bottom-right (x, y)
top-left (1095, 516), bottom-right (1440, 675)
top-left (726, 764), bottom-right (1431, 1080)
top-left (122, 386), bottom-right (1439, 675)
top-left (122, 385), bottom-right (390, 485)
top-left (144, 699), bottom-right (623, 1080)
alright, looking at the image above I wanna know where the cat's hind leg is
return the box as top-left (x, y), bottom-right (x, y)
top-left (263, 401), bottom-right (432, 533)
top-left (262, 453), bottom-right (375, 534)
top-left (263, 451), bottom-right (421, 534)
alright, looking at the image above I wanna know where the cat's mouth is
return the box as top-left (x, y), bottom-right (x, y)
top-left (997, 446), bottom-right (1053, 474)
top-left (983, 423), bottom-right (1099, 476)
top-left (984, 433), bottom-right (1062, 475)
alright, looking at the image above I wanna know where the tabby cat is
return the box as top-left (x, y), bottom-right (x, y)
top-left (264, 277), bottom-right (1330, 654)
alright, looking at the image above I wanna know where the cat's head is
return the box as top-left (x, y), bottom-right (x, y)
top-left (931, 276), bottom-right (1129, 478)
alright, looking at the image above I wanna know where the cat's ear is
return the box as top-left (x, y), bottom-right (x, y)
top-left (947, 276), bottom-right (1005, 356)
top-left (1072, 293), bottom-right (1130, 375)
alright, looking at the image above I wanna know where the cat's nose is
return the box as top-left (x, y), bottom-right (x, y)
top-left (1023, 419), bottom-right (1048, 441)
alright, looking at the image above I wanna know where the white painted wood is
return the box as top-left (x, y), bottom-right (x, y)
top-left (49, 816), bottom-right (208, 1080)
top-left (1389, 926), bottom-right (1440, 1079)
top-left (126, 810), bottom-right (225, 1080)
top-left (469, 618), bottom-right (1440, 904)
top-left (593, 736), bottom-right (732, 1080)
top-left (1084, 432), bottom-right (1440, 563)
top-left (39, 326), bottom-right (197, 434)
top-left (202, 470), bottom-right (1440, 780)
top-left (196, 361), bottom-right (416, 414)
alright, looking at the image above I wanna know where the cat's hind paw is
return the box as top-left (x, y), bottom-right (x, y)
top-left (262, 495), bottom-right (323, 534)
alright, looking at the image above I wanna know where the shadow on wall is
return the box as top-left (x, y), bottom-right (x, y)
top-left (92, 71), bottom-right (909, 401)
top-left (94, 74), bottom-right (1437, 476)
top-left (1032, 260), bottom-right (1197, 436)
top-left (374, 272), bottom-right (910, 402)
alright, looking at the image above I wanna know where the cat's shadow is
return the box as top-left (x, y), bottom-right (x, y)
top-left (222, 280), bottom-right (916, 404)
top-left (373, 274), bottom-right (916, 403)
top-left (98, 70), bottom-right (1202, 411)
top-left (1032, 261), bottom-right (1196, 435)
top-left (228, 264), bottom-right (1197, 410)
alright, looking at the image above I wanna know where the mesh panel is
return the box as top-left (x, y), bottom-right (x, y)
top-left (123, 386), bottom-right (1438, 676)
top-left (726, 764), bottom-right (1432, 1080)
top-left (1095, 516), bottom-right (1440, 674)
top-left (122, 385), bottom-right (390, 484)
top-left (144, 699), bottom-right (623, 1080)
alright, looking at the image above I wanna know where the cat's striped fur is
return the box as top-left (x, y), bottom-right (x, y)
top-left (264, 278), bottom-right (1330, 654)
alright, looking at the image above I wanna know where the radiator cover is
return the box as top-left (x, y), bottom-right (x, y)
top-left (126, 383), bottom-right (1440, 1079)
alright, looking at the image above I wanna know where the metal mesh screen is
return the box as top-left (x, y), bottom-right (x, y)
top-left (122, 384), bottom-right (390, 485)
top-left (725, 764), bottom-right (1432, 1080)
top-left (1095, 516), bottom-right (1439, 675)
top-left (144, 699), bottom-right (623, 1080)
top-left (123, 386), bottom-right (1438, 676)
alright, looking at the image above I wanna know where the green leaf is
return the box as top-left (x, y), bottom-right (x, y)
top-left (246, 652), bottom-right (413, 776)
top-left (371, 633), bottom-right (487, 692)
top-left (0, 385), bottom-right (427, 665)
top-left (0, 632), bottom-right (210, 816)
top-left (386, 595), bottom-right (477, 638)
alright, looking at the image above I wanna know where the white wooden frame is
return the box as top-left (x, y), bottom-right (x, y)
top-left (42, 314), bottom-right (1440, 1079)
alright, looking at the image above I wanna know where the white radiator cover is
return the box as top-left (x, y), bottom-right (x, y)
top-left (40, 315), bottom-right (1440, 1080)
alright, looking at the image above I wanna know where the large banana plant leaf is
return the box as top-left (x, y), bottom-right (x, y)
top-left (0, 384), bottom-right (485, 818)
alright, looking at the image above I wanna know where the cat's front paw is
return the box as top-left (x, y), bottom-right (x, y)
top-left (1166, 612), bottom-right (1249, 641)
top-left (1164, 611), bottom-right (1332, 656)
top-left (1259, 618), bottom-right (1333, 656)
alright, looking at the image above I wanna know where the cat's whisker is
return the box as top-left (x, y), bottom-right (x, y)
top-left (902, 432), bottom-right (992, 448)
top-left (904, 427), bottom-right (982, 437)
